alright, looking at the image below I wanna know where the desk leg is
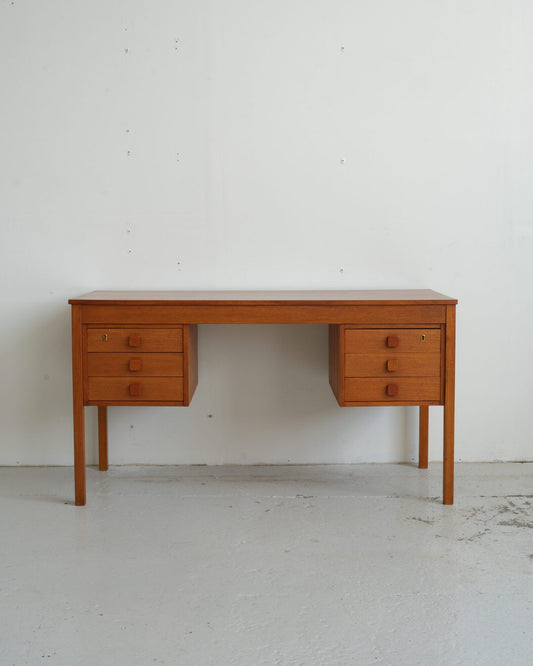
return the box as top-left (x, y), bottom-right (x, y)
top-left (98, 406), bottom-right (108, 471)
top-left (443, 305), bottom-right (456, 505)
top-left (443, 403), bottom-right (454, 505)
top-left (71, 305), bottom-right (86, 506)
top-left (73, 405), bottom-right (86, 506)
top-left (419, 406), bottom-right (429, 469)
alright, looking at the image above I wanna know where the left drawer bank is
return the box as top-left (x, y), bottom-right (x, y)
top-left (83, 325), bottom-right (198, 406)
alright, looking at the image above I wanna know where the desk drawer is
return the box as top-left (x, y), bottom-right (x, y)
top-left (345, 329), bottom-right (440, 354)
top-left (88, 377), bottom-right (184, 402)
top-left (344, 377), bottom-right (441, 402)
top-left (87, 353), bottom-right (184, 377)
top-left (345, 353), bottom-right (440, 378)
top-left (87, 328), bottom-right (183, 352)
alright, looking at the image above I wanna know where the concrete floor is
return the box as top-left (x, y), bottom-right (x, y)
top-left (1, 463), bottom-right (533, 666)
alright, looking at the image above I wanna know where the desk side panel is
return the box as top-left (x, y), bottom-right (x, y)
top-left (183, 324), bottom-right (198, 405)
top-left (71, 305), bottom-right (86, 505)
top-left (443, 304), bottom-right (456, 504)
top-left (329, 325), bottom-right (344, 405)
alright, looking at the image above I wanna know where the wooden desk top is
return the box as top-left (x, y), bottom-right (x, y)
top-left (69, 289), bottom-right (457, 306)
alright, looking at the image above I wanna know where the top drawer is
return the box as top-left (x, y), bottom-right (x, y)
top-left (87, 328), bottom-right (183, 352)
top-left (345, 328), bottom-right (440, 354)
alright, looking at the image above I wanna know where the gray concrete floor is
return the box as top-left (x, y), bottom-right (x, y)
top-left (1, 463), bottom-right (533, 666)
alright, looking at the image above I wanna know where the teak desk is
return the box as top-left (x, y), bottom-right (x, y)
top-left (69, 290), bottom-right (457, 506)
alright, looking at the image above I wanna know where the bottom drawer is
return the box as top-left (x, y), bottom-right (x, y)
top-left (344, 377), bottom-right (440, 402)
top-left (88, 377), bottom-right (184, 402)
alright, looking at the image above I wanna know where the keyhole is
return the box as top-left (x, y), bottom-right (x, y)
top-left (102, 334), bottom-right (108, 341)
top-left (421, 334), bottom-right (426, 341)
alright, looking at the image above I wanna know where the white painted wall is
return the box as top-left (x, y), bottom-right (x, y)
top-left (1, 1), bottom-right (532, 466)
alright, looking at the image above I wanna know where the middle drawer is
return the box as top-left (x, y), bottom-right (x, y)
top-left (345, 353), bottom-right (440, 378)
top-left (87, 353), bottom-right (184, 377)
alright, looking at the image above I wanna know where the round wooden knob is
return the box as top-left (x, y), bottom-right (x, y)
top-left (386, 383), bottom-right (399, 397)
top-left (387, 335), bottom-right (399, 348)
top-left (129, 358), bottom-right (142, 372)
top-left (386, 359), bottom-right (399, 372)
top-left (129, 382), bottom-right (142, 396)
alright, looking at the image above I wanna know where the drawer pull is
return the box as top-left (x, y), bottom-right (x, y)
top-left (386, 359), bottom-right (399, 372)
top-left (386, 383), bottom-right (399, 397)
top-left (387, 335), bottom-right (399, 348)
top-left (129, 382), bottom-right (142, 396)
top-left (128, 334), bottom-right (142, 347)
top-left (129, 358), bottom-right (142, 372)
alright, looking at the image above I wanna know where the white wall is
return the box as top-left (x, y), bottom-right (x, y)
top-left (1, 0), bottom-right (532, 466)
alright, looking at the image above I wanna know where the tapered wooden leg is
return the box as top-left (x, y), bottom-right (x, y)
top-left (98, 406), bottom-right (108, 471)
top-left (419, 406), bottom-right (429, 469)
top-left (443, 305), bottom-right (456, 505)
top-left (443, 402), bottom-right (455, 505)
top-left (72, 305), bottom-right (86, 506)
top-left (73, 403), bottom-right (86, 505)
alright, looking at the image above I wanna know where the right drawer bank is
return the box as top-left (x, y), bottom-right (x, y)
top-left (329, 325), bottom-right (444, 406)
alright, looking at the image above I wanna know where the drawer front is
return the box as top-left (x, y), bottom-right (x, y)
top-left (88, 377), bottom-right (184, 402)
top-left (87, 328), bottom-right (183, 352)
top-left (344, 377), bottom-right (441, 402)
top-left (345, 329), bottom-right (440, 354)
top-left (87, 353), bottom-right (184, 377)
top-left (345, 353), bottom-right (440, 378)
